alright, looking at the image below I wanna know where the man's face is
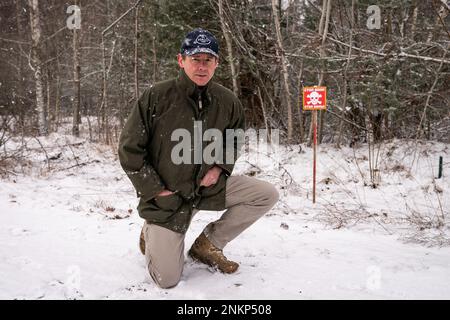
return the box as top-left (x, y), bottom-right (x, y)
top-left (178, 53), bottom-right (218, 86)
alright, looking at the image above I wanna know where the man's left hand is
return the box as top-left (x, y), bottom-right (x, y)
top-left (200, 166), bottom-right (222, 187)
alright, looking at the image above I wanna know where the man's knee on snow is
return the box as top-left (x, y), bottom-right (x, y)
top-left (148, 265), bottom-right (182, 289)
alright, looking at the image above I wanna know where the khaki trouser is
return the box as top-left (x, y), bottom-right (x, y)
top-left (143, 175), bottom-right (279, 288)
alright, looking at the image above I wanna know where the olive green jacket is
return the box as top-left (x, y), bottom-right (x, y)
top-left (118, 70), bottom-right (245, 233)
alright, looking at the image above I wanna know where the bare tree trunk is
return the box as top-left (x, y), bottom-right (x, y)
top-left (134, 6), bottom-right (139, 99)
top-left (28, 0), bottom-right (47, 135)
top-left (55, 72), bottom-right (60, 128)
top-left (101, 35), bottom-right (108, 143)
top-left (318, 0), bottom-right (327, 35)
top-left (152, 34), bottom-right (157, 84)
top-left (46, 68), bottom-right (51, 132)
top-left (308, 0), bottom-right (331, 145)
top-left (51, 46), bottom-right (61, 129)
top-left (318, 0), bottom-right (332, 144)
top-left (297, 61), bottom-right (304, 143)
top-left (399, 5), bottom-right (410, 40)
top-left (219, 0), bottom-right (239, 96)
top-left (318, 0), bottom-right (331, 86)
top-left (411, 0), bottom-right (418, 38)
top-left (15, 0), bottom-right (26, 134)
top-left (336, 0), bottom-right (354, 148)
top-left (152, 5), bottom-right (157, 84)
top-left (72, 0), bottom-right (81, 137)
top-left (272, 0), bottom-right (293, 143)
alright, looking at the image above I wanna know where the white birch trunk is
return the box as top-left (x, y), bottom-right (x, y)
top-left (272, 0), bottom-right (293, 143)
top-left (28, 0), bottom-right (47, 135)
top-left (72, 4), bottom-right (81, 137)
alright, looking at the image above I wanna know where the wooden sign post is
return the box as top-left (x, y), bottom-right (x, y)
top-left (303, 86), bottom-right (327, 204)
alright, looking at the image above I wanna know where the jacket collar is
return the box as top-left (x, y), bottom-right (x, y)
top-left (177, 69), bottom-right (213, 103)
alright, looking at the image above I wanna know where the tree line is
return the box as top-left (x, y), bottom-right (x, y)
top-left (0, 0), bottom-right (449, 147)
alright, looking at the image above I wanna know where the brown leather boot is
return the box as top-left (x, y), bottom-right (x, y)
top-left (188, 233), bottom-right (239, 274)
top-left (139, 225), bottom-right (145, 255)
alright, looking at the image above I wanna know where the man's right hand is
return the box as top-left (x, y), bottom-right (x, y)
top-left (157, 189), bottom-right (174, 197)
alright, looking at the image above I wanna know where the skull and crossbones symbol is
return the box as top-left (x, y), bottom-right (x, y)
top-left (307, 91), bottom-right (322, 105)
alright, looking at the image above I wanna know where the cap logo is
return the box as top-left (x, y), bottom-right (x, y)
top-left (194, 34), bottom-right (211, 45)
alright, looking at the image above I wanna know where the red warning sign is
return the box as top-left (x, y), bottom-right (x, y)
top-left (303, 86), bottom-right (327, 111)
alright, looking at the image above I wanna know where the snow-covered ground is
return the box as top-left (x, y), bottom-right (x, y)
top-left (0, 130), bottom-right (449, 299)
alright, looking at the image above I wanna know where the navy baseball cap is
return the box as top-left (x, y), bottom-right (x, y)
top-left (180, 28), bottom-right (219, 58)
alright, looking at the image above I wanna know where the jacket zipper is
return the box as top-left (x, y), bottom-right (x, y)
top-left (198, 92), bottom-right (203, 111)
top-left (192, 92), bottom-right (204, 203)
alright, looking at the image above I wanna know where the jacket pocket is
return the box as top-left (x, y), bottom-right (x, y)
top-left (138, 193), bottom-right (183, 224)
top-left (153, 194), bottom-right (183, 212)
